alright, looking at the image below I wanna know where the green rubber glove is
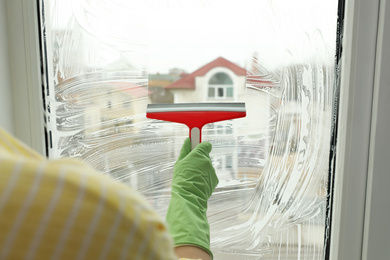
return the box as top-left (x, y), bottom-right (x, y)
top-left (166, 138), bottom-right (219, 258)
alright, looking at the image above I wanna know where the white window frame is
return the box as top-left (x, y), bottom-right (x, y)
top-left (5, 0), bottom-right (45, 155)
top-left (4, 0), bottom-right (390, 259)
top-left (330, 0), bottom-right (390, 259)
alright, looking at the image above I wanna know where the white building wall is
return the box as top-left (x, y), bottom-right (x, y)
top-left (172, 89), bottom-right (198, 103)
top-left (241, 89), bottom-right (271, 137)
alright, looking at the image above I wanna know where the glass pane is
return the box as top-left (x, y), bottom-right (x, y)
top-left (217, 87), bottom-right (224, 97)
top-left (209, 72), bottom-right (233, 84)
top-left (209, 87), bottom-right (215, 97)
top-left (40, 0), bottom-right (339, 259)
top-left (226, 155), bottom-right (233, 169)
top-left (226, 87), bottom-right (233, 97)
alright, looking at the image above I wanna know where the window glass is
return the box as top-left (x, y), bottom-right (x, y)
top-left (226, 155), bottom-right (233, 169)
top-left (209, 72), bottom-right (233, 84)
top-left (217, 87), bottom-right (224, 97)
top-left (226, 87), bottom-right (233, 97)
top-left (40, 0), bottom-right (338, 258)
top-left (208, 87), bottom-right (215, 97)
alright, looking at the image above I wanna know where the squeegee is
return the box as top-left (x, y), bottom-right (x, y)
top-left (146, 102), bottom-right (246, 149)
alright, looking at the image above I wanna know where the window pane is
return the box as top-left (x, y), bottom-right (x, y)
top-left (226, 87), bottom-right (233, 97)
top-left (40, 0), bottom-right (339, 259)
top-left (208, 87), bottom-right (215, 97)
top-left (226, 155), bottom-right (233, 169)
top-left (217, 87), bottom-right (224, 97)
top-left (209, 72), bottom-right (233, 84)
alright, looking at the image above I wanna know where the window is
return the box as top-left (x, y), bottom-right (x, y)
top-left (208, 72), bottom-right (234, 99)
top-left (217, 87), bottom-right (223, 97)
top-left (226, 155), bottom-right (233, 169)
top-left (226, 87), bottom-right (233, 97)
top-left (208, 87), bottom-right (215, 97)
top-left (209, 72), bottom-right (233, 84)
top-left (38, 0), bottom-right (340, 258)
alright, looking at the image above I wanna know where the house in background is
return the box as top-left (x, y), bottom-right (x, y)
top-left (166, 56), bottom-right (247, 103)
top-left (163, 56), bottom-right (274, 181)
top-left (55, 72), bottom-right (151, 156)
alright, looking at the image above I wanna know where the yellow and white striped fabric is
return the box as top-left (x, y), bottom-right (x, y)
top-left (0, 128), bottom-right (194, 260)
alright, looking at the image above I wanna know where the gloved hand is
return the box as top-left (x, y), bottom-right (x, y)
top-left (166, 138), bottom-right (219, 258)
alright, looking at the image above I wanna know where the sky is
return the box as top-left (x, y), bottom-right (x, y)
top-left (147, 0), bottom-right (338, 73)
top-left (50, 0), bottom-right (338, 74)
top-left (148, 3), bottom-right (252, 73)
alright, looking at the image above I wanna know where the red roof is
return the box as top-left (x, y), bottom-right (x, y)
top-left (166, 57), bottom-right (246, 90)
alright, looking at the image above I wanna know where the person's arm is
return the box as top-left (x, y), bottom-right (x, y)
top-left (0, 128), bottom-right (179, 260)
top-left (175, 245), bottom-right (211, 260)
top-left (166, 138), bottom-right (219, 260)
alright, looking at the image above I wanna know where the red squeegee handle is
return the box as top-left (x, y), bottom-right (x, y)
top-left (146, 110), bottom-right (246, 150)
